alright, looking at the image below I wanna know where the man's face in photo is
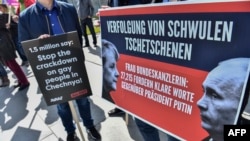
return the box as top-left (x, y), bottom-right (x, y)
top-left (197, 64), bottom-right (242, 135)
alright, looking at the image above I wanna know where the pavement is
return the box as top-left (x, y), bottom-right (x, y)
top-left (0, 34), bottom-right (167, 141)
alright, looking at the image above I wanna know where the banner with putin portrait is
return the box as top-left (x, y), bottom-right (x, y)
top-left (99, 1), bottom-right (250, 140)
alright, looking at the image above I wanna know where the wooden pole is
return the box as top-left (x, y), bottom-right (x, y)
top-left (68, 101), bottom-right (85, 141)
top-left (7, 5), bottom-right (11, 24)
top-left (125, 113), bottom-right (129, 125)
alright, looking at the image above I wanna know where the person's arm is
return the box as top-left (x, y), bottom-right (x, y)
top-left (18, 12), bottom-right (31, 43)
top-left (7, 15), bottom-right (18, 29)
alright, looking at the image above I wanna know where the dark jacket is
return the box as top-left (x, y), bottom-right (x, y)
top-left (18, 0), bottom-right (82, 45)
top-left (9, 18), bottom-right (18, 38)
top-left (0, 28), bottom-right (17, 62)
top-left (78, 0), bottom-right (95, 20)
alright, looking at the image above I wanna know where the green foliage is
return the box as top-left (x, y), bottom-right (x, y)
top-left (86, 26), bottom-right (101, 34)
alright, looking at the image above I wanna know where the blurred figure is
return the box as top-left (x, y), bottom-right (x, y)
top-left (9, 14), bottom-right (29, 67)
top-left (0, 4), bottom-right (30, 91)
top-left (78, 0), bottom-right (97, 47)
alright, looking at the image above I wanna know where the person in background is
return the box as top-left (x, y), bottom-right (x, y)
top-left (0, 4), bottom-right (10, 88)
top-left (7, 0), bottom-right (35, 67)
top-left (77, 0), bottom-right (97, 47)
top-left (9, 14), bottom-right (29, 67)
top-left (0, 4), bottom-right (30, 91)
top-left (18, 0), bottom-right (101, 141)
top-left (0, 3), bottom-right (28, 67)
top-left (197, 58), bottom-right (250, 141)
